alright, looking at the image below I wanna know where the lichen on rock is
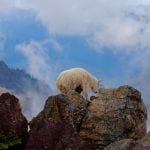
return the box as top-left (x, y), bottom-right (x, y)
top-left (104, 131), bottom-right (150, 150)
top-left (27, 85), bottom-right (147, 150)
top-left (27, 94), bottom-right (89, 150)
top-left (80, 85), bottom-right (147, 149)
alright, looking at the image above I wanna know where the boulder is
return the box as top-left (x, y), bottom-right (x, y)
top-left (0, 92), bottom-right (28, 149)
top-left (27, 94), bottom-right (89, 150)
top-left (134, 131), bottom-right (150, 150)
top-left (80, 85), bottom-right (147, 149)
top-left (104, 139), bottom-right (139, 150)
top-left (29, 93), bottom-right (88, 131)
top-left (26, 119), bottom-right (88, 150)
top-left (104, 132), bottom-right (150, 150)
top-left (27, 85), bottom-right (147, 150)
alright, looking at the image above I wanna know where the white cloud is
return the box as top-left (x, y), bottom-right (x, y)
top-left (136, 0), bottom-right (150, 5)
top-left (16, 38), bottom-right (63, 87)
top-left (0, 0), bottom-right (13, 11)
top-left (0, 0), bottom-right (150, 53)
top-left (16, 39), bottom-right (63, 85)
top-left (16, 39), bottom-right (63, 119)
top-left (130, 67), bottom-right (150, 130)
top-left (13, 0), bottom-right (149, 52)
top-left (131, 68), bottom-right (150, 101)
top-left (0, 0), bottom-right (18, 13)
top-left (48, 39), bottom-right (63, 52)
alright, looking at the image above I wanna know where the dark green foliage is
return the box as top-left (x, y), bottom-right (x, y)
top-left (0, 132), bottom-right (22, 149)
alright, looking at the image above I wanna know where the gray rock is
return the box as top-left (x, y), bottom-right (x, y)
top-left (80, 85), bottom-right (147, 149)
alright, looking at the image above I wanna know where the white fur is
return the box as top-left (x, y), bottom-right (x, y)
top-left (56, 68), bottom-right (100, 100)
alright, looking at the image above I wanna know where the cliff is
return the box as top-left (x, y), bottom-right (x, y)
top-left (28, 85), bottom-right (147, 150)
top-left (0, 85), bottom-right (148, 150)
top-left (0, 93), bottom-right (28, 149)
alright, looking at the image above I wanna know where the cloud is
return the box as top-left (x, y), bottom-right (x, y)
top-left (48, 39), bottom-right (63, 52)
top-left (136, 0), bottom-right (150, 5)
top-left (12, 0), bottom-right (149, 52)
top-left (0, 0), bottom-right (19, 13)
top-left (18, 88), bottom-right (50, 120)
top-left (0, 0), bottom-right (150, 52)
top-left (131, 68), bottom-right (150, 101)
top-left (16, 39), bottom-right (62, 119)
top-left (11, 0), bottom-right (150, 88)
top-left (16, 41), bottom-right (52, 83)
top-left (16, 39), bottom-right (63, 86)
top-left (130, 67), bottom-right (150, 129)
top-left (0, 0), bottom-right (13, 11)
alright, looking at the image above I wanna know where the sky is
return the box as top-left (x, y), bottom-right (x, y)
top-left (0, 0), bottom-right (150, 127)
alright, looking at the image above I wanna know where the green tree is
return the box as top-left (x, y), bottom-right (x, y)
top-left (0, 132), bottom-right (22, 149)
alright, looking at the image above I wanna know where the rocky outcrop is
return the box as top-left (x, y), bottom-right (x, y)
top-left (29, 93), bottom-right (88, 131)
top-left (134, 131), bottom-right (150, 150)
top-left (27, 93), bottom-right (88, 150)
top-left (0, 93), bottom-right (28, 149)
top-left (80, 85), bottom-right (147, 149)
top-left (26, 119), bottom-right (88, 150)
top-left (104, 139), bottom-right (139, 150)
top-left (0, 85), bottom-right (147, 149)
top-left (28, 85), bottom-right (147, 150)
top-left (104, 132), bottom-right (150, 150)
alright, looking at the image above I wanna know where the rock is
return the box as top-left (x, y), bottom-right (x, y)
top-left (0, 92), bottom-right (28, 149)
top-left (80, 85), bottom-right (147, 149)
top-left (26, 119), bottom-right (88, 150)
top-left (134, 131), bottom-right (150, 150)
top-left (29, 94), bottom-right (88, 130)
top-left (28, 94), bottom-right (89, 149)
top-left (28, 85), bottom-right (147, 150)
top-left (104, 132), bottom-right (150, 150)
top-left (104, 139), bottom-right (139, 150)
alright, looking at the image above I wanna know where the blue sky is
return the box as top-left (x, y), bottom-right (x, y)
top-left (0, 9), bottom-right (133, 85)
top-left (0, 0), bottom-right (150, 126)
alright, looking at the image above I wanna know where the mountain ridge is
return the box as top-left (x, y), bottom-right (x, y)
top-left (0, 60), bottom-right (51, 95)
top-left (0, 60), bottom-right (52, 119)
